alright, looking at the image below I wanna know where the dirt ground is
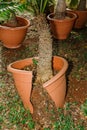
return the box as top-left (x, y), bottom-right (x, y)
top-left (0, 19), bottom-right (87, 129)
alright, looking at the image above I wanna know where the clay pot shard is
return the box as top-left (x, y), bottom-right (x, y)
top-left (7, 58), bottom-right (34, 113)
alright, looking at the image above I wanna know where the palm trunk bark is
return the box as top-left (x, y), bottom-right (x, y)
top-left (54, 0), bottom-right (66, 19)
top-left (3, 11), bottom-right (18, 27)
top-left (36, 15), bottom-right (53, 83)
top-left (31, 15), bottom-right (57, 127)
top-left (77, 0), bottom-right (86, 10)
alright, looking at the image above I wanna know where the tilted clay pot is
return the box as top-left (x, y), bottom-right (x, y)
top-left (0, 16), bottom-right (30, 49)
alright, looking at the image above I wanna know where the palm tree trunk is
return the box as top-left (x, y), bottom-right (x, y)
top-left (36, 15), bottom-right (53, 83)
top-left (54, 0), bottom-right (66, 19)
top-left (31, 15), bottom-right (57, 127)
top-left (3, 11), bottom-right (18, 27)
top-left (77, 0), bottom-right (86, 10)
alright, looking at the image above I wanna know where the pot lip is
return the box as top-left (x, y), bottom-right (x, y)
top-left (67, 8), bottom-right (87, 13)
top-left (43, 56), bottom-right (68, 88)
top-left (0, 16), bottom-right (30, 30)
top-left (47, 11), bottom-right (77, 22)
top-left (7, 56), bottom-right (68, 83)
top-left (7, 57), bottom-right (38, 74)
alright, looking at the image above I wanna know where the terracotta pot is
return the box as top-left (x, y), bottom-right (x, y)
top-left (7, 58), bottom-right (35, 113)
top-left (69, 10), bottom-right (87, 29)
top-left (7, 56), bottom-right (68, 113)
top-left (47, 11), bottom-right (77, 39)
top-left (0, 16), bottom-right (30, 49)
top-left (43, 56), bottom-right (68, 108)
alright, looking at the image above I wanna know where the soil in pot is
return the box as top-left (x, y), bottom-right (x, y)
top-left (22, 61), bottom-right (59, 83)
top-left (1, 14), bottom-right (25, 27)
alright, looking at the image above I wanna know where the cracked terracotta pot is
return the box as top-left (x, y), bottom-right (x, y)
top-left (7, 56), bottom-right (68, 113)
top-left (0, 16), bottom-right (30, 49)
top-left (43, 56), bottom-right (68, 108)
top-left (7, 58), bottom-right (34, 113)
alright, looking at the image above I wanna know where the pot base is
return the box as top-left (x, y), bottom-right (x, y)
top-left (3, 43), bottom-right (21, 49)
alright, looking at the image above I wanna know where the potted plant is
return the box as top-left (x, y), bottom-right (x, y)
top-left (0, 1), bottom-right (30, 48)
top-left (66, 0), bottom-right (87, 29)
top-left (47, 0), bottom-right (77, 40)
top-left (7, 0), bottom-right (68, 119)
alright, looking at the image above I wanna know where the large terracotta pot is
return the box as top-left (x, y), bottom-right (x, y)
top-left (69, 10), bottom-right (87, 29)
top-left (7, 56), bottom-right (68, 113)
top-left (0, 16), bottom-right (30, 49)
top-left (47, 11), bottom-right (77, 40)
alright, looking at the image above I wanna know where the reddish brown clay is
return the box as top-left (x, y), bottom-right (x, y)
top-left (70, 10), bottom-right (87, 29)
top-left (43, 56), bottom-right (68, 108)
top-left (47, 11), bottom-right (77, 39)
top-left (7, 58), bottom-right (35, 113)
top-left (0, 16), bottom-right (30, 49)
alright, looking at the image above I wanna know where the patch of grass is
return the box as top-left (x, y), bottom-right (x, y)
top-left (9, 104), bottom-right (35, 129)
top-left (44, 128), bottom-right (51, 130)
top-left (0, 82), bottom-right (6, 88)
top-left (53, 111), bottom-right (85, 130)
top-left (44, 104), bottom-right (86, 130)
top-left (81, 99), bottom-right (87, 116)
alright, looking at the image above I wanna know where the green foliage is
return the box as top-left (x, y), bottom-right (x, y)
top-left (44, 128), bottom-right (51, 130)
top-left (26, 0), bottom-right (55, 15)
top-left (32, 58), bottom-right (38, 65)
top-left (0, 0), bottom-right (55, 23)
top-left (81, 99), bottom-right (87, 116)
top-left (0, 1), bottom-right (27, 23)
top-left (66, 0), bottom-right (79, 9)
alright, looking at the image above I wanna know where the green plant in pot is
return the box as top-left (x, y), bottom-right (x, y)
top-left (0, 0), bottom-right (30, 48)
top-left (66, 0), bottom-right (87, 29)
top-left (7, 0), bottom-right (68, 127)
top-left (47, 0), bottom-right (77, 40)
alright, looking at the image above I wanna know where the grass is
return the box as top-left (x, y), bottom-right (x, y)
top-left (81, 99), bottom-right (87, 117)
top-left (53, 113), bottom-right (84, 130)
top-left (0, 77), bottom-right (35, 130)
top-left (43, 104), bottom-right (86, 130)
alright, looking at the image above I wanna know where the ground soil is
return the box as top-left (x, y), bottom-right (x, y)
top-left (0, 18), bottom-right (87, 129)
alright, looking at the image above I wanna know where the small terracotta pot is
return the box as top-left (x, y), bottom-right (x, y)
top-left (43, 56), bottom-right (68, 108)
top-left (47, 11), bottom-right (77, 39)
top-left (7, 56), bottom-right (68, 113)
top-left (0, 16), bottom-right (30, 49)
top-left (7, 58), bottom-right (35, 113)
top-left (69, 10), bottom-right (87, 29)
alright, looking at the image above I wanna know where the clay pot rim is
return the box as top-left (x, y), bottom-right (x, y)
top-left (47, 11), bottom-right (77, 22)
top-left (7, 56), bottom-right (68, 83)
top-left (0, 16), bottom-right (30, 30)
top-left (7, 57), bottom-right (38, 74)
top-left (43, 56), bottom-right (68, 88)
top-left (67, 8), bottom-right (87, 13)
